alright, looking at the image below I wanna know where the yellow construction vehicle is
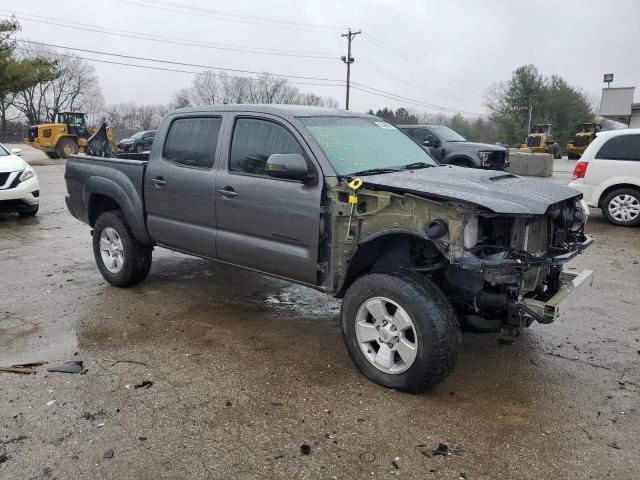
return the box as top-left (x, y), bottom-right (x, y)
top-left (567, 122), bottom-right (601, 160)
top-left (521, 124), bottom-right (561, 159)
top-left (24, 112), bottom-right (114, 159)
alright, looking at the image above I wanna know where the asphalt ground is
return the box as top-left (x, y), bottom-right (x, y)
top-left (1, 146), bottom-right (639, 479)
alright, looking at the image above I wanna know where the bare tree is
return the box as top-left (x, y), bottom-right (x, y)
top-left (12, 46), bottom-right (101, 124)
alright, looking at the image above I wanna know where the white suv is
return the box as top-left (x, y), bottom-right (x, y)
top-left (568, 128), bottom-right (640, 227)
top-left (0, 144), bottom-right (40, 217)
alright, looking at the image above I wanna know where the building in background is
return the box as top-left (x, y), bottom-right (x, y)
top-left (599, 86), bottom-right (640, 127)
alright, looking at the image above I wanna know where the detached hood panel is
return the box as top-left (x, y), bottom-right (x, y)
top-left (362, 165), bottom-right (582, 214)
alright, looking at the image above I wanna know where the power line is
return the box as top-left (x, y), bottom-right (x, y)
top-left (360, 33), bottom-right (480, 90)
top-left (117, 0), bottom-right (344, 33)
top-left (13, 46), bottom-right (344, 89)
top-left (350, 82), bottom-right (483, 116)
top-left (357, 59), bottom-right (485, 107)
top-left (15, 39), bottom-right (345, 84)
top-left (1, 11), bottom-right (339, 59)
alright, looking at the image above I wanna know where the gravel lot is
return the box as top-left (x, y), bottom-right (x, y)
top-left (1, 146), bottom-right (639, 479)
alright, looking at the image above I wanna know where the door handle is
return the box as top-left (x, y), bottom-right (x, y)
top-left (218, 187), bottom-right (238, 198)
top-left (151, 177), bottom-right (167, 187)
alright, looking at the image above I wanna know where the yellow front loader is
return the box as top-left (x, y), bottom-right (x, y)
top-left (24, 112), bottom-right (114, 159)
top-left (567, 123), bottom-right (601, 160)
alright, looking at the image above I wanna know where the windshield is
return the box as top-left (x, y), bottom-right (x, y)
top-left (0, 143), bottom-right (9, 157)
top-left (428, 126), bottom-right (466, 142)
top-left (300, 116), bottom-right (437, 176)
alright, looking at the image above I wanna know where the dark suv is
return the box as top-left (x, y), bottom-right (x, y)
top-left (117, 130), bottom-right (156, 153)
top-left (399, 125), bottom-right (509, 170)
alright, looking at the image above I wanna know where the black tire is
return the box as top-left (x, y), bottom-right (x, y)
top-left (341, 270), bottom-right (461, 392)
top-left (601, 188), bottom-right (640, 227)
top-left (45, 152), bottom-right (60, 159)
top-left (18, 205), bottom-right (39, 217)
top-left (136, 144), bottom-right (144, 153)
top-left (92, 211), bottom-right (152, 287)
top-left (56, 137), bottom-right (79, 159)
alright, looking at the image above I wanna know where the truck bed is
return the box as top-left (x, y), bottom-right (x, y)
top-left (65, 153), bottom-right (152, 244)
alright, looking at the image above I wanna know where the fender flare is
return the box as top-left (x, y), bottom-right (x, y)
top-left (82, 175), bottom-right (153, 245)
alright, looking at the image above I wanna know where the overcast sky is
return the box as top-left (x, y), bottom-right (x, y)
top-left (5, 0), bottom-right (640, 116)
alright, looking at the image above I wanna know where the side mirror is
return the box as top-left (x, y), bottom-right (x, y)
top-left (10, 148), bottom-right (22, 156)
top-left (422, 138), bottom-right (433, 147)
top-left (266, 153), bottom-right (308, 181)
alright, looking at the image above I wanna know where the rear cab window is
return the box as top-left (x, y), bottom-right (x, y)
top-left (163, 117), bottom-right (222, 168)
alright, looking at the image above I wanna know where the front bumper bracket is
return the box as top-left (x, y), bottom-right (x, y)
top-left (521, 269), bottom-right (594, 324)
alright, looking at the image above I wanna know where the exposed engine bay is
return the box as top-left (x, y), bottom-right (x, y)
top-left (325, 179), bottom-right (592, 334)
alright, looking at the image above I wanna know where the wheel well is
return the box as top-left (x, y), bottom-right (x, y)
top-left (598, 184), bottom-right (640, 208)
top-left (448, 156), bottom-right (473, 167)
top-left (88, 194), bottom-right (121, 226)
top-left (337, 233), bottom-right (446, 297)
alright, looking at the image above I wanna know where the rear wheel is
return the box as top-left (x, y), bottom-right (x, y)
top-left (341, 271), bottom-right (461, 392)
top-left (602, 188), bottom-right (640, 227)
top-left (56, 137), bottom-right (79, 159)
top-left (92, 211), bottom-right (152, 287)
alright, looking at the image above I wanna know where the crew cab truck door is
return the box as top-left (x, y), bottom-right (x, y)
top-left (214, 114), bottom-right (323, 285)
top-left (144, 115), bottom-right (223, 258)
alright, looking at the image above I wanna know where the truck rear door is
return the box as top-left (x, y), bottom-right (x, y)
top-left (144, 115), bottom-right (223, 257)
top-left (214, 113), bottom-right (323, 285)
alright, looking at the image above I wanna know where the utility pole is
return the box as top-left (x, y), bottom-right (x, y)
top-left (341, 28), bottom-right (361, 110)
top-left (527, 96), bottom-right (533, 134)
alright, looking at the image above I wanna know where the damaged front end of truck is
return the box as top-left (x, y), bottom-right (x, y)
top-left (325, 173), bottom-right (593, 336)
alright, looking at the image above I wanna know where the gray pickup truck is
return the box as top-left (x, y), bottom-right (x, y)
top-left (65, 105), bottom-right (593, 392)
top-left (398, 124), bottom-right (509, 170)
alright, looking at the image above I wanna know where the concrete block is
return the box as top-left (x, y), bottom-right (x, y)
top-left (509, 147), bottom-right (532, 154)
top-left (507, 152), bottom-right (554, 177)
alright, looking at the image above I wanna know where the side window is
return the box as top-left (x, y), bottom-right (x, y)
top-left (595, 135), bottom-right (640, 161)
top-left (163, 117), bottom-right (222, 168)
top-left (414, 128), bottom-right (431, 141)
top-left (229, 118), bottom-right (304, 176)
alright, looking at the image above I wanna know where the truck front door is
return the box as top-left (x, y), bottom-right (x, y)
top-left (144, 115), bottom-right (222, 257)
top-left (214, 114), bottom-right (323, 285)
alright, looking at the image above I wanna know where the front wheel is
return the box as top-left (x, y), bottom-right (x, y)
top-left (92, 211), bottom-right (152, 287)
top-left (602, 188), bottom-right (640, 227)
top-left (136, 144), bottom-right (144, 153)
top-left (56, 137), bottom-right (79, 159)
top-left (341, 271), bottom-right (461, 392)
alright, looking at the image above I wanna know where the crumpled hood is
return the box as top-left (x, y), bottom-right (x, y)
top-left (362, 165), bottom-right (581, 214)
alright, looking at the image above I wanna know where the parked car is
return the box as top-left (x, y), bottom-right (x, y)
top-left (568, 128), bottom-right (640, 227)
top-left (65, 106), bottom-right (593, 392)
top-left (117, 130), bottom-right (156, 153)
top-left (0, 144), bottom-right (39, 217)
top-left (398, 124), bottom-right (509, 170)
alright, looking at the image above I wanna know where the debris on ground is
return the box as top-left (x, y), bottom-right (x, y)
top-left (607, 441), bottom-right (621, 450)
top-left (460, 472), bottom-right (468, 479)
top-left (392, 457), bottom-right (400, 469)
top-left (138, 436), bottom-right (147, 441)
top-left (497, 338), bottom-right (515, 346)
top-left (225, 400), bottom-right (232, 407)
top-left (103, 449), bottom-right (114, 459)
top-left (133, 380), bottom-right (153, 389)
top-left (300, 444), bottom-right (311, 455)
top-left (47, 361), bottom-right (83, 374)
top-left (46, 400), bottom-right (56, 407)
top-left (82, 411), bottom-right (104, 421)
top-left (0, 361), bottom-right (47, 375)
top-left (432, 443), bottom-right (450, 456)
top-left (0, 453), bottom-right (8, 464)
